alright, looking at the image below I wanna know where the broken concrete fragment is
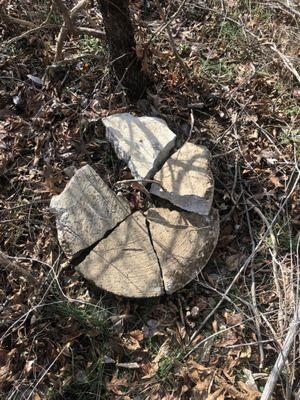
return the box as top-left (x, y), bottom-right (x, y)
top-left (102, 113), bottom-right (176, 179)
top-left (147, 207), bottom-right (219, 294)
top-left (76, 212), bottom-right (164, 298)
top-left (150, 142), bottom-right (214, 215)
top-left (50, 165), bottom-right (131, 258)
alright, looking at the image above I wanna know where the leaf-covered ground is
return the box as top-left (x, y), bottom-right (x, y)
top-left (0, 1), bottom-right (299, 399)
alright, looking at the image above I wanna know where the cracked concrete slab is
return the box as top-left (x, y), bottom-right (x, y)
top-left (76, 212), bottom-right (165, 298)
top-left (150, 142), bottom-right (214, 215)
top-left (51, 114), bottom-right (220, 298)
top-left (50, 165), bottom-right (131, 258)
top-left (102, 113), bottom-right (176, 179)
top-left (146, 207), bottom-right (219, 294)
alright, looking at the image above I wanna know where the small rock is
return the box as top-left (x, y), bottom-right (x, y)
top-left (102, 113), bottom-right (176, 179)
top-left (50, 165), bottom-right (130, 258)
top-left (146, 207), bottom-right (219, 294)
top-left (150, 142), bottom-right (214, 215)
top-left (76, 212), bottom-right (164, 298)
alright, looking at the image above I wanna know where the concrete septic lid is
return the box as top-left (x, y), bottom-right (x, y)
top-left (51, 113), bottom-right (219, 298)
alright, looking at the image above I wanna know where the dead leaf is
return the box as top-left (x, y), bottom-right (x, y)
top-left (106, 373), bottom-right (130, 395)
top-left (225, 253), bottom-right (243, 271)
top-left (212, 319), bottom-right (218, 333)
top-left (238, 380), bottom-right (261, 399)
top-left (224, 312), bottom-right (244, 326)
top-left (129, 330), bottom-right (144, 342)
top-left (242, 368), bottom-right (258, 391)
top-left (269, 175), bottom-right (283, 188)
top-left (122, 335), bottom-right (141, 351)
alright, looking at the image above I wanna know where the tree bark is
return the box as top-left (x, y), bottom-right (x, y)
top-left (99, 0), bottom-right (148, 100)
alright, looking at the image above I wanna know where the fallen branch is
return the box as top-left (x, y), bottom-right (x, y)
top-left (243, 189), bottom-right (265, 370)
top-left (75, 26), bottom-right (105, 40)
top-left (261, 300), bottom-right (300, 400)
top-left (0, 10), bottom-right (35, 28)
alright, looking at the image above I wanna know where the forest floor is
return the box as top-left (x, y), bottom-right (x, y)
top-left (0, 0), bottom-right (299, 399)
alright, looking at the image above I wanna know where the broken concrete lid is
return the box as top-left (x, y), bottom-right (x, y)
top-left (150, 142), bottom-right (214, 215)
top-left (76, 212), bottom-right (165, 298)
top-left (102, 113), bottom-right (176, 179)
top-left (51, 113), bottom-right (219, 298)
top-left (146, 207), bottom-right (219, 295)
top-left (50, 165), bottom-right (131, 258)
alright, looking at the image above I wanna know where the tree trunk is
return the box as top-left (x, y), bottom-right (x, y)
top-left (99, 0), bottom-right (148, 100)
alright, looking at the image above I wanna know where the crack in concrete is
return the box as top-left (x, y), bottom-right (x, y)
top-left (146, 217), bottom-right (166, 294)
top-left (73, 209), bottom-right (167, 296)
top-left (71, 211), bottom-right (134, 267)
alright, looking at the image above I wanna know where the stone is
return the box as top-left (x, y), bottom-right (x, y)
top-left (150, 142), bottom-right (214, 215)
top-left (76, 212), bottom-right (164, 298)
top-left (50, 165), bottom-right (131, 258)
top-left (147, 207), bottom-right (219, 294)
top-left (102, 113), bottom-right (176, 179)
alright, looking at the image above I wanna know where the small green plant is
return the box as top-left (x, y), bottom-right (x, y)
top-left (52, 301), bottom-right (109, 332)
top-left (156, 348), bottom-right (183, 381)
top-left (264, 212), bottom-right (297, 252)
top-left (285, 106), bottom-right (300, 118)
top-left (252, 5), bottom-right (274, 22)
top-left (180, 43), bottom-right (191, 57)
top-left (279, 128), bottom-right (300, 149)
top-left (45, 300), bottom-right (111, 399)
top-left (199, 58), bottom-right (237, 83)
top-left (50, 358), bottom-right (109, 400)
top-left (80, 36), bottom-right (106, 55)
top-left (219, 20), bottom-right (243, 41)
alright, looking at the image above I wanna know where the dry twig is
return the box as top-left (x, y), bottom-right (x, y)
top-left (249, 201), bottom-right (285, 336)
top-left (149, 0), bottom-right (188, 43)
top-left (243, 188), bottom-right (265, 370)
top-left (261, 301), bottom-right (300, 400)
